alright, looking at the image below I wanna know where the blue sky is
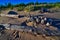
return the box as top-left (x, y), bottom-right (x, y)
top-left (0, 0), bottom-right (60, 5)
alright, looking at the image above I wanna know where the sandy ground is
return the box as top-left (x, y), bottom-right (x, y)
top-left (0, 10), bottom-right (60, 40)
top-left (0, 29), bottom-right (60, 40)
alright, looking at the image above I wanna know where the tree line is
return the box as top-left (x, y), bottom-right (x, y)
top-left (0, 2), bottom-right (60, 11)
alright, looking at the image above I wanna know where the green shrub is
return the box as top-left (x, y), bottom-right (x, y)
top-left (24, 5), bottom-right (34, 12)
top-left (17, 6), bottom-right (25, 11)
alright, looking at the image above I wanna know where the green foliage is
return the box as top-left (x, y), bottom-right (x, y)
top-left (17, 6), bottom-right (25, 11)
top-left (7, 3), bottom-right (14, 9)
top-left (24, 5), bottom-right (34, 12)
top-left (15, 3), bottom-right (26, 7)
top-left (35, 1), bottom-right (39, 5)
top-left (0, 2), bottom-right (60, 11)
top-left (26, 2), bottom-right (34, 5)
top-left (0, 5), bottom-right (7, 10)
top-left (15, 3), bottom-right (26, 11)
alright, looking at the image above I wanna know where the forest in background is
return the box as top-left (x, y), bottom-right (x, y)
top-left (0, 2), bottom-right (60, 12)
